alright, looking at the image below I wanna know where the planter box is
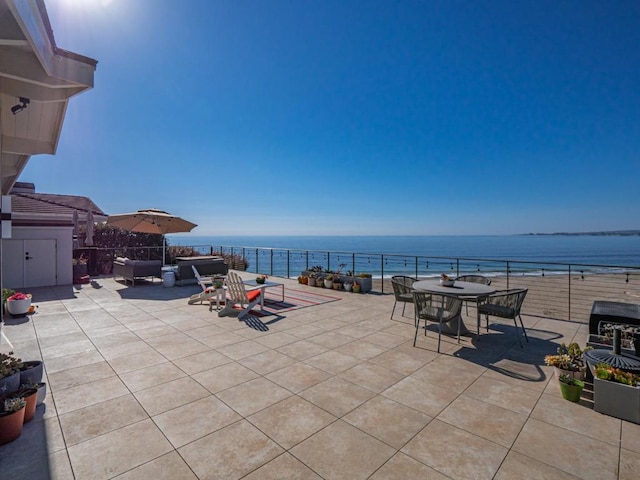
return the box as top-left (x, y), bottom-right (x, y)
top-left (593, 376), bottom-right (640, 424)
top-left (354, 276), bottom-right (372, 293)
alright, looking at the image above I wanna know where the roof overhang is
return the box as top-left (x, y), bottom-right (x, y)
top-left (0, 0), bottom-right (97, 194)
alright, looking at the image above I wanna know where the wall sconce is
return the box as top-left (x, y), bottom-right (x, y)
top-left (11, 97), bottom-right (30, 115)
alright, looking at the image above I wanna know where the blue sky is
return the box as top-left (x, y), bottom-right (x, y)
top-left (24, 0), bottom-right (640, 235)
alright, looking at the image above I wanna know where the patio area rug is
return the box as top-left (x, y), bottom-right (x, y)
top-left (251, 288), bottom-right (341, 316)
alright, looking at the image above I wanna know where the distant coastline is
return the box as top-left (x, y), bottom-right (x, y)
top-left (525, 230), bottom-right (640, 237)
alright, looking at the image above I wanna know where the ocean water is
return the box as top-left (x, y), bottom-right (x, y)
top-left (167, 235), bottom-right (640, 277)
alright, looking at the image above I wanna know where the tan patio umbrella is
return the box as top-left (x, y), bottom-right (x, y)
top-left (85, 210), bottom-right (95, 247)
top-left (106, 208), bottom-right (197, 265)
top-left (72, 209), bottom-right (79, 249)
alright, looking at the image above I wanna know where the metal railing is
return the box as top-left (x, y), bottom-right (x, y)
top-left (76, 244), bottom-right (640, 323)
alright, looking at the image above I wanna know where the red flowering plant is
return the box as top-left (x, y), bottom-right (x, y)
top-left (7, 293), bottom-right (31, 301)
top-left (256, 274), bottom-right (268, 284)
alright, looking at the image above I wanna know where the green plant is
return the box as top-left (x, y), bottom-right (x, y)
top-left (309, 265), bottom-right (323, 273)
top-left (544, 342), bottom-right (591, 371)
top-left (357, 273), bottom-right (372, 278)
top-left (594, 363), bottom-right (640, 386)
top-left (0, 352), bottom-right (23, 379)
top-left (325, 274), bottom-right (334, 281)
top-left (2, 289), bottom-right (15, 304)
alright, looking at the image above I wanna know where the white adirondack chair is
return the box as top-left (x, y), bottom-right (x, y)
top-left (218, 271), bottom-right (263, 320)
top-left (187, 265), bottom-right (223, 306)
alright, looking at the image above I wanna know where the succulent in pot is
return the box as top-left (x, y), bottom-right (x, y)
top-left (0, 352), bottom-right (23, 396)
top-left (544, 342), bottom-right (591, 380)
top-left (0, 396), bottom-right (27, 445)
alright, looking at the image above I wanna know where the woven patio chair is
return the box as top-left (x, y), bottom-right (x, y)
top-left (391, 275), bottom-right (418, 321)
top-left (477, 288), bottom-right (529, 347)
top-left (413, 291), bottom-right (463, 353)
top-left (455, 274), bottom-right (491, 315)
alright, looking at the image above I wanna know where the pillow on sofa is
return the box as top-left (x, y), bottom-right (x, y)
top-left (115, 257), bottom-right (128, 264)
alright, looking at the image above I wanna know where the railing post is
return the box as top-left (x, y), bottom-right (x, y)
top-left (352, 253), bottom-right (355, 276)
top-left (270, 249), bottom-right (274, 276)
top-left (381, 254), bottom-right (385, 293)
top-left (506, 261), bottom-right (510, 289)
top-left (305, 251), bottom-right (309, 271)
top-left (255, 249), bottom-right (259, 274)
top-left (327, 252), bottom-right (330, 272)
top-left (568, 264), bottom-right (571, 321)
top-left (415, 257), bottom-right (418, 280)
top-left (456, 259), bottom-right (460, 277)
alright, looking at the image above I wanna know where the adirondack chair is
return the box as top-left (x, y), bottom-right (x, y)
top-left (187, 265), bottom-right (224, 307)
top-left (217, 271), bottom-right (263, 320)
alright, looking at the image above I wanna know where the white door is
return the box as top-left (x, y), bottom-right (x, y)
top-left (25, 240), bottom-right (57, 287)
top-left (2, 239), bottom-right (57, 288)
top-left (2, 240), bottom-right (25, 289)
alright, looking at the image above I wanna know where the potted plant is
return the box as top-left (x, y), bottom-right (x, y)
top-left (72, 254), bottom-right (89, 277)
top-left (356, 273), bottom-right (373, 293)
top-left (544, 343), bottom-right (591, 380)
top-left (16, 387), bottom-right (38, 423)
top-left (352, 281), bottom-right (361, 293)
top-left (344, 281), bottom-right (353, 292)
top-left (592, 363), bottom-right (640, 424)
top-left (306, 273), bottom-right (315, 287)
top-left (0, 352), bottom-right (23, 396)
top-left (21, 381), bottom-right (46, 406)
top-left (0, 396), bottom-right (26, 445)
top-left (558, 373), bottom-right (584, 402)
top-left (2, 288), bottom-right (15, 307)
top-left (19, 360), bottom-right (43, 386)
top-left (324, 274), bottom-right (334, 289)
top-left (6, 292), bottom-right (32, 316)
top-left (298, 275), bottom-right (308, 285)
top-left (256, 274), bottom-right (268, 284)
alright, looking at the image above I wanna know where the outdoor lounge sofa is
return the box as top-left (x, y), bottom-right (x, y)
top-left (113, 258), bottom-right (162, 286)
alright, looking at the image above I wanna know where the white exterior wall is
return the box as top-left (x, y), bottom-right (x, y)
top-left (3, 226), bottom-right (73, 286)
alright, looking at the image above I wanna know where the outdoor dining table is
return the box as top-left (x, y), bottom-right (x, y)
top-left (412, 279), bottom-right (496, 335)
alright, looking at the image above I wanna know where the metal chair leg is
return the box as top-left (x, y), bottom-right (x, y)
top-left (391, 300), bottom-right (397, 320)
top-left (513, 318), bottom-right (523, 348)
top-left (518, 315), bottom-right (529, 343)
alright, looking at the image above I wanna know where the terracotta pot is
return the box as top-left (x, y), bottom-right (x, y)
top-left (0, 404), bottom-right (25, 445)
top-left (18, 388), bottom-right (37, 423)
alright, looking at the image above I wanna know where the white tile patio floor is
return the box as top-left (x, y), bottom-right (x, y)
top-left (1, 272), bottom-right (640, 479)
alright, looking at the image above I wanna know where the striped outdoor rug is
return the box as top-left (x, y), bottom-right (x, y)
top-left (252, 287), bottom-right (341, 316)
